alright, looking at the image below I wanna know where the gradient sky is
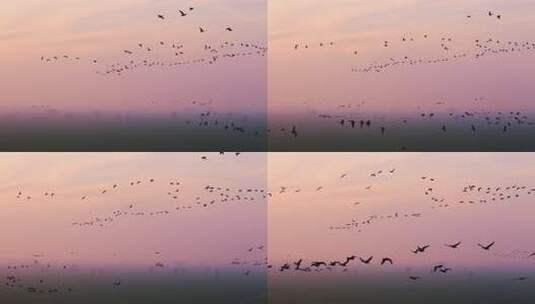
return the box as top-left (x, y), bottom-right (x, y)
top-left (269, 0), bottom-right (535, 112)
top-left (0, 0), bottom-right (266, 113)
top-left (2, 152), bottom-right (534, 271)
top-left (269, 153), bottom-right (535, 269)
top-left (0, 153), bottom-right (266, 267)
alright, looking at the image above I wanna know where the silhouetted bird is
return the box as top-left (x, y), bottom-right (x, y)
top-left (311, 261), bottom-right (327, 267)
top-left (360, 256), bottom-right (373, 264)
top-left (294, 259), bottom-right (303, 270)
top-left (413, 245), bottom-right (430, 254)
top-left (478, 241), bottom-right (495, 250)
top-left (433, 264), bottom-right (445, 272)
top-left (445, 241), bottom-right (461, 249)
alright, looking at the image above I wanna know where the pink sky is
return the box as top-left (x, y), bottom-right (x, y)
top-left (269, 0), bottom-right (535, 112)
top-left (0, 0), bottom-right (266, 112)
top-left (4, 1), bottom-right (535, 115)
top-left (0, 153), bottom-right (266, 267)
top-left (1, 153), bottom-right (534, 270)
top-left (268, 153), bottom-right (535, 269)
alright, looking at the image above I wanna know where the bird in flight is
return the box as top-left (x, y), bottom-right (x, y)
top-left (412, 245), bottom-right (430, 254)
top-left (294, 259), bottom-right (303, 270)
top-left (280, 263), bottom-right (290, 272)
top-left (311, 261), bottom-right (327, 268)
top-left (380, 257), bottom-right (393, 265)
top-left (200, 27), bottom-right (206, 33)
top-left (179, 10), bottom-right (187, 17)
top-left (433, 264), bottom-right (445, 272)
top-left (359, 256), bottom-right (373, 264)
top-left (157, 14), bottom-right (164, 20)
top-left (478, 241), bottom-right (495, 250)
top-left (445, 241), bottom-right (461, 249)
top-left (513, 277), bottom-right (528, 281)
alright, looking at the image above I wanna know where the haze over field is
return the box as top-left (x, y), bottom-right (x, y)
top-left (267, 0), bottom-right (535, 150)
top-left (268, 153), bottom-right (535, 303)
top-left (0, 153), bottom-right (267, 303)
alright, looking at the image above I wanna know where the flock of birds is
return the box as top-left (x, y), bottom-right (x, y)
top-left (6, 3), bottom-right (535, 301)
top-left (267, 9), bottom-right (535, 146)
top-left (3, 262), bottom-right (75, 295)
top-left (265, 164), bottom-right (535, 234)
top-left (3, 153), bottom-right (269, 298)
top-left (40, 5), bottom-right (266, 78)
top-left (70, 179), bottom-right (265, 228)
top-left (252, 162), bottom-right (535, 284)
top-left (157, 6), bottom-right (196, 20)
top-left (32, 5), bottom-right (535, 151)
top-left (6, 101), bottom-right (268, 147)
top-left (156, 6), bottom-right (235, 33)
top-left (41, 39), bottom-right (266, 78)
top-left (352, 35), bottom-right (535, 74)
top-left (269, 104), bottom-right (535, 145)
top-left (2, 242), bottom-right (268, 298)
top-left (183, 110), bottom-right (267, 139)
top-left (290, 10), bottom-right (528, 75)
top-left (3, 154), bottom-right (535, 299)
top-left (10, 153), bottom-right (267, 228)
top-left (262, 240), bottom-right (532, 282)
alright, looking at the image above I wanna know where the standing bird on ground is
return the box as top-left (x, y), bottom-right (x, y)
top-left (291, 126), bottom-right (298, 138)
